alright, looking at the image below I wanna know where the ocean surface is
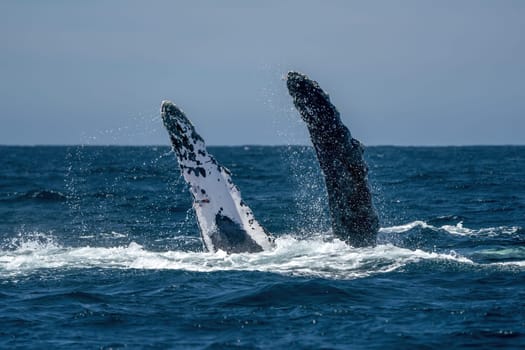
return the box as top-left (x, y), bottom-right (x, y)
top-left (1, 145), bottom-right (524, 349)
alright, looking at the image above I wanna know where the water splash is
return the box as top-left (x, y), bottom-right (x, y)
top-left (1, 229), bottom-right (522, 279)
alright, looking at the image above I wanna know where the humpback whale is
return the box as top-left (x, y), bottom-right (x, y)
top-left (286, 71), bottom-right (379, 247)
top-left (161, 71), bottom-right (378, 252)
top-left (161, 101), bottom-right (274, 253)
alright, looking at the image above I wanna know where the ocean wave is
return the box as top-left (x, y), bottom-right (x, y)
top-left (380, 220), bottom-right (521, 237)
top-left (12, 189), bottom-right (68, 202)
top-left (1, 233), bottom-right (522, 279)
top-left (474, 246), bottom-right (525, 261)
top-left (78, 231), bottom-right (128, 239)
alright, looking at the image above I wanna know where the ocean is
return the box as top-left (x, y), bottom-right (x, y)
top-left (1, 145), bottom-right (524, 349)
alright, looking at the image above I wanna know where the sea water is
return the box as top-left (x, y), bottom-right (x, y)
top-left (1, 145), bottom-right (524, 349)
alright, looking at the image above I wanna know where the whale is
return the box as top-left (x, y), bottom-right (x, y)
top-left (286, 71), bottom-right (379, 247)
top-left (161, 71), bottom-right (378, 252)
top-left (161, 100), bottom-right (274, 253)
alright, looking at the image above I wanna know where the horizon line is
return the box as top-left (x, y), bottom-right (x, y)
top-left (1, 143), bottom-right (524, 148)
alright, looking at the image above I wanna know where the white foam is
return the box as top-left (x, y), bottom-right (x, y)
top-left (379, 221), bottom-right (431, 233)
top-left (3, 233), bottom-right (513, 280)
top-left (79, 231), bottom-right (128, 239)
top-left (2, 220), bottom-right (522, 279)
top-left (380, 220), bottom-right (521, 237)
top-left (494, 261), bottom-right (525, 267)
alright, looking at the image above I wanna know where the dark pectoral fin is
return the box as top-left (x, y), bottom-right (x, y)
top-left (286, 71), bottom-right (379, 247)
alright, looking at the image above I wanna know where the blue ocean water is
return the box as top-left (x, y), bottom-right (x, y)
top-left (1, 145), bottom-right (524, 349)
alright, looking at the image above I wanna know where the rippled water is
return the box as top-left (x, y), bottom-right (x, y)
top-left (1, 146), bottom-right (524, 349)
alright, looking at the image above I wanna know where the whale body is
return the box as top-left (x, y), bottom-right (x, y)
top-left (161, 101), bottom-right (274, 253)
top-left (286, 72), bottom-right (379, 247)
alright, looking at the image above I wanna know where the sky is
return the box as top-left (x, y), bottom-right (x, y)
top-left (1, 0), bottom-right (524, 146)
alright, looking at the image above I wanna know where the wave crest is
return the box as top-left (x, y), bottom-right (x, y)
top-left (2, 233), bottom-right (522, 280)
top-left (380, 220), bottom-right (521, 237)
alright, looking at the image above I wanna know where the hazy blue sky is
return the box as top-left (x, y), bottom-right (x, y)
top-left (1, 1), bottom-right (524, 145)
